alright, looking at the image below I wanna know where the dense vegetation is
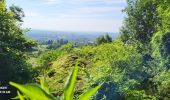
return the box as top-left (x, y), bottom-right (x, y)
top-left (10, 65), bottom-right (102, 100)
top-left (0, 0), bottom-right (37, 99)
top-left (0, 0), bottom-right (170, 99)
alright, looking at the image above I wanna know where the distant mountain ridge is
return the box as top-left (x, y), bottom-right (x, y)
top-left (25, 30), bottom-right (118, 43)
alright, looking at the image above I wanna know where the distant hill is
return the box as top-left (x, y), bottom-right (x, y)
top-left (25, 30), bottom-right (118, 43)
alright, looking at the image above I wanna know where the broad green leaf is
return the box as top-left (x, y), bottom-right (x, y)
top-left (9, 82), bottom-right (57, 100)
top-left (63, 63), bottom-right (79, 100)
top-left (79, 84), bottom-right (103, 100)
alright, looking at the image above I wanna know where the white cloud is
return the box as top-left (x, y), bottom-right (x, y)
top-left (25, 12), bottom-right (39, 17)
top-left (44, 0), bottom-right (63, 4)
top-left (43, 0), bottom-right (126, 5)
top-left (86, 0), bottom-right (124, 3)
top-left (73, 7), bottom-right (123, 14)
top-left (48, 6), bottom-right (124, 19)
top-left (68, 0), bottom-right (126, 4)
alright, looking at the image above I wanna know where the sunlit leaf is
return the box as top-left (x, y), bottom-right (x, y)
top-left (17, 91), bottom-right (24, 100)
top-left (40, 77), bottom-right (50, 94)
top-left (79, 83), bottom-right (103, 100)
top-left (63, 63), bottom-right (79, 100)
top-left (11, 95), bottom-right (27, 100)
top-left (9, 82), bottom-right (57, 100)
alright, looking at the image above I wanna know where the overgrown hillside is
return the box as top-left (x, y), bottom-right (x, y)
top-left (36, 0), bottom-right (170, 99)
top-left (37, 40), bottom-right (142, 99)
top-left (1, 0), bottom-right (170, 100)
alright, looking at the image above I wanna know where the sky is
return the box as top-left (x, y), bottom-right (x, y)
top-left (6, 0), bottom-right (126, 32)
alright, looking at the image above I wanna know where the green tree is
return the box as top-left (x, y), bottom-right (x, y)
top-left (96, 36), bottom-right (106, 45)
top-left (151, 0), bottom-right (170, 67)
top-left (0, 1), bottom-right (36, 99)
top-left (105, 34), bottom-right (112, 43)
top-left (9, 5), bottom-right (25, 22)
top-left (96, 34), bottom-right (112, 45)
top-left (141, 0), bottom-right (170, 99)
top-left (119, 0), bottom-right (170, 99)
top-left (120, 0), bottom-right (159, 46)
top-left (0, 0), bottom-right (34, 100)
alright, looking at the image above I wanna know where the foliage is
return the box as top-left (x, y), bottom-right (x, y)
top-left (96, 34), bottom-right (112, 45)
top-left (37, 43), bottom-right (75, 72)
top-left (152, 70), bottom-right (170, 99)
top-left (63, 63), bottom-right (79, 100)
top-left (41, 39), bottom-right (69, 49)
top-left (1, 0), bottom-right (170, 99)
top-left (10, 65), bottom-right (102, 100)
top-left (0, 0), bottom-right (36, 83)
top-left (150, 0), bottom-right (170, 68)
top-left (38, 49), bottom-right (60, 68)
top-left (39, 40), bottom-right (148, 99)
top-left (120, 0), bottom-right (159, 49)
top-left (0, 1), bottom-right (37, 99)
top-left (9, 5), bottom-right (25, 22)
top-left (120, 0), bottom-right (170, 99)
top-left (123, 90), bottom-right (155, 100)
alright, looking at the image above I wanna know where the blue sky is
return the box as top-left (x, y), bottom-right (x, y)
top-left (6, 0), bottom-right (126, 32)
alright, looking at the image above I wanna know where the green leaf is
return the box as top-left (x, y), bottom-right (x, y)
top-left (63, 63), bottom-right (79, 100)
top-left (9, 82), bottom-right (57, 100)
top-left (11, 95), bottom-right (27, 100)
top-left (40, 77), bottom-right (50, 94)
top-left (78, 84), bottom-right (103, 100)
top-left (17, 91), bottom-right (24, 100)
top-left (11, 96), bottom-right (19, 100)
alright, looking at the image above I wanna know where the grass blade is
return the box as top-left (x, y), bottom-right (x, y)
top-left (79, 83), bottom-right (103, 100)
top-left (63, 63), bottom-right (79, 100)
top-left (17, 91), bottom-right (24, 100)
top-left (40, 77), bottom-right (50, 94)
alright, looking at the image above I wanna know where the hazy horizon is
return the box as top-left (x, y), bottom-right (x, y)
top-left (26, 29), bottom-right (118, 42)
top-left (28, 28), bottom-right (119, 33)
